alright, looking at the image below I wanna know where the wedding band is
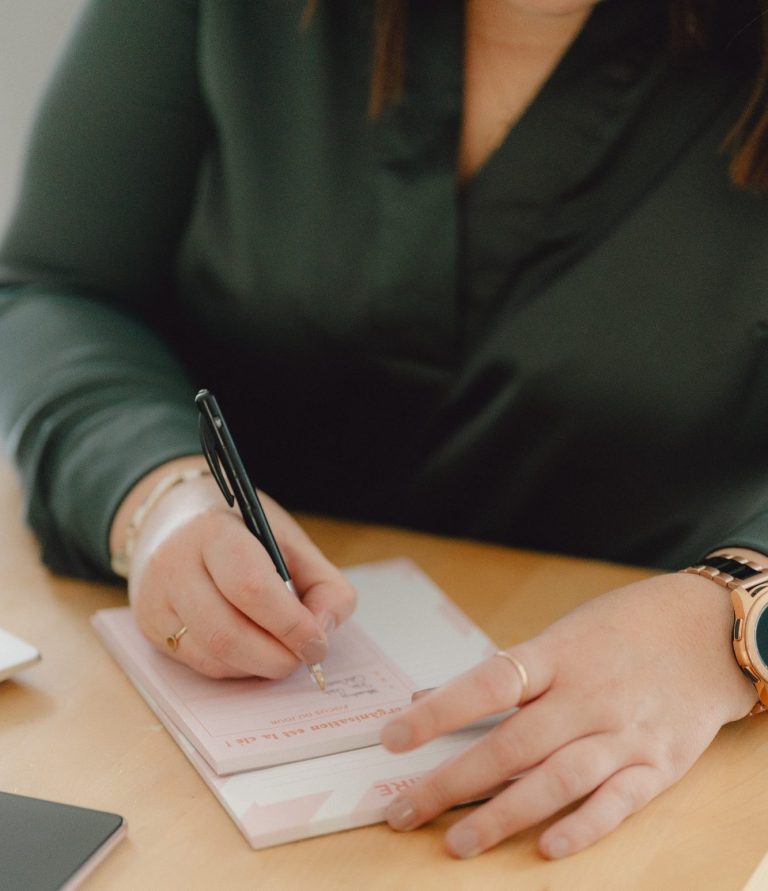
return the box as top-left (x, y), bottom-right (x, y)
top-left (494, 650), bottom-right (530, 706)
top-left (166, 625), bottom-right (189, 652)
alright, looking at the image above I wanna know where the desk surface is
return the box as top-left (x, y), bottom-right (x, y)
top-left (1, 458), bottom-right (767, 891)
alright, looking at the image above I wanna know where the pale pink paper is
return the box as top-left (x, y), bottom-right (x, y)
top-left (92, 611), bottom-right (415, 775)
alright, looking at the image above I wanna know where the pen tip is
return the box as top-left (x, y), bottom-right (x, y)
top-left (310, 663), bottom-right (326, 691)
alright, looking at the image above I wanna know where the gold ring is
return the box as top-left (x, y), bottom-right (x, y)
top-left (494, 650), bottom-right (530, 706)
top-left (166, 625), bottom-right (188, 652)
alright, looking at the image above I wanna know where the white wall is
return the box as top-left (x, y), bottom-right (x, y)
top-left (0, 0), bottom-right (86, 233)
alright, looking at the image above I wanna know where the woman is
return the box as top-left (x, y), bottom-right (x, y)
top-left (1, 0), bottom-right (767, 861)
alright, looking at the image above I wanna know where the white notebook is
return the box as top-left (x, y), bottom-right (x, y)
top-left (92, 558), bottom-right (499, 848)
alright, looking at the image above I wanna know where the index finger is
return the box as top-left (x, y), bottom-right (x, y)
top-left (278, 518), bottom-right (357, 631)
top-left (257, 491), bottom-right (357, 630)
top-left (380, 645), bottom-right (553, 752)
top-left (201, 513), bottom-right (328, 666)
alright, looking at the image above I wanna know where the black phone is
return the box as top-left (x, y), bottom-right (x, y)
top-left (0, 791), bottom-right (126, 890)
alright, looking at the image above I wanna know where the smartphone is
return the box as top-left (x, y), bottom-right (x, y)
top-left (0, 791), bottom-right (126, 890)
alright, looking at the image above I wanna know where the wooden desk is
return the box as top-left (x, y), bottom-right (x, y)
top-left (1, 457), bottom-right (767, 891)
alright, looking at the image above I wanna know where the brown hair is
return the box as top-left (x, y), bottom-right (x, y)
top-left (366, 0), bottom-right (768, 191)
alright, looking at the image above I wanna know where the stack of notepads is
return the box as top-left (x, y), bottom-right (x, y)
top-left (92, 558), bottom-right (498, 849)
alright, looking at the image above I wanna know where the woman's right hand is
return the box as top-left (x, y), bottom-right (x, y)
top-left (112, 460), bottom-right (357, 679)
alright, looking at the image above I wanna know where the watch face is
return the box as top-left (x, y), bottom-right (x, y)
top-left (749, 600), bottom-right (768, 678)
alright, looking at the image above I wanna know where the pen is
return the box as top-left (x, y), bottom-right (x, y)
top-left (195, 388), bottom-right (326, 690)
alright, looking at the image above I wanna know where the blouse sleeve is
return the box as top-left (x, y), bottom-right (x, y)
top-left (0, 0), bottom-right (209, 579)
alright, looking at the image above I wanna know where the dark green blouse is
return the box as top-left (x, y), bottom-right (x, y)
top-left (1, 0), bottom-right (767, 579)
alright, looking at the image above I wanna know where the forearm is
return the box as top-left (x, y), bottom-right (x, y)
top-left (0, 0), bottom-right (211, 579)
top-left (0, 291), bottom-right (200, 578)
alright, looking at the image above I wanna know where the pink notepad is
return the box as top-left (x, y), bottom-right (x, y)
top-left (93, 558), bottom-right (499, 847)
top-left (93, 611), bottom-right (415, 774)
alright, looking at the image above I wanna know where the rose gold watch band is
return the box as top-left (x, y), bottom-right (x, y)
top-left (683, 555), bottom-right (768, 592)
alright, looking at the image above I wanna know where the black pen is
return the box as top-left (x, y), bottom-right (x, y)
top-left (195, 388), bottom-right (326, 690)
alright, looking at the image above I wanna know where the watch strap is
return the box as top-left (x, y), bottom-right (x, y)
top-left (682, 554), bottom-right (768, 595)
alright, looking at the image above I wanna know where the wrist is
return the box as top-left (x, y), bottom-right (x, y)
top-left (682, 551), bottom-right (768, 717)
top-left (654, 570), bottom-right (755, 723)
top-left (109, 456), bottom-right (210, 578)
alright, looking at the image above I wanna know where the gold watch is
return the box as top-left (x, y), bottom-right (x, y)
top-left (683, 553), bottom-right (768, 716)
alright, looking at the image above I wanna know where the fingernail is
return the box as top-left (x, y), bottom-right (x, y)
top-left (545, 836), bottom-right (570, 859)
top-left (446, 824), bottom-right (482, 859)
top-left (320, 612), bottom-right (337, 634)
top-left (411, 687), bottom-right (435, 702)
top-left (380, 720), bottom-right (412, 751)
top-left (385, 797), bottom-right (418, 831)
top-left (299, 637), bottom-right (328, 664)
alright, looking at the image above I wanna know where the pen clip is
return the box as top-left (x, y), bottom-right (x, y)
top-left (195, 388), bottom-right (282, 567)
top-left (198, 412), bottom-right (235, 508)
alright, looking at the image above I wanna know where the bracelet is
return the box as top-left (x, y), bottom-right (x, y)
top-left (110, 466), bottom-right (211, 578)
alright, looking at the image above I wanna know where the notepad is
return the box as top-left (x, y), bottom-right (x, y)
top-left (94, 608), bottom-right (421, 774)
top-left (92, 558), bottom-right (499, 847)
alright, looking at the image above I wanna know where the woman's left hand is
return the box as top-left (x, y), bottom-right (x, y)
top-left (380, 571), bottom-right (757, 859)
